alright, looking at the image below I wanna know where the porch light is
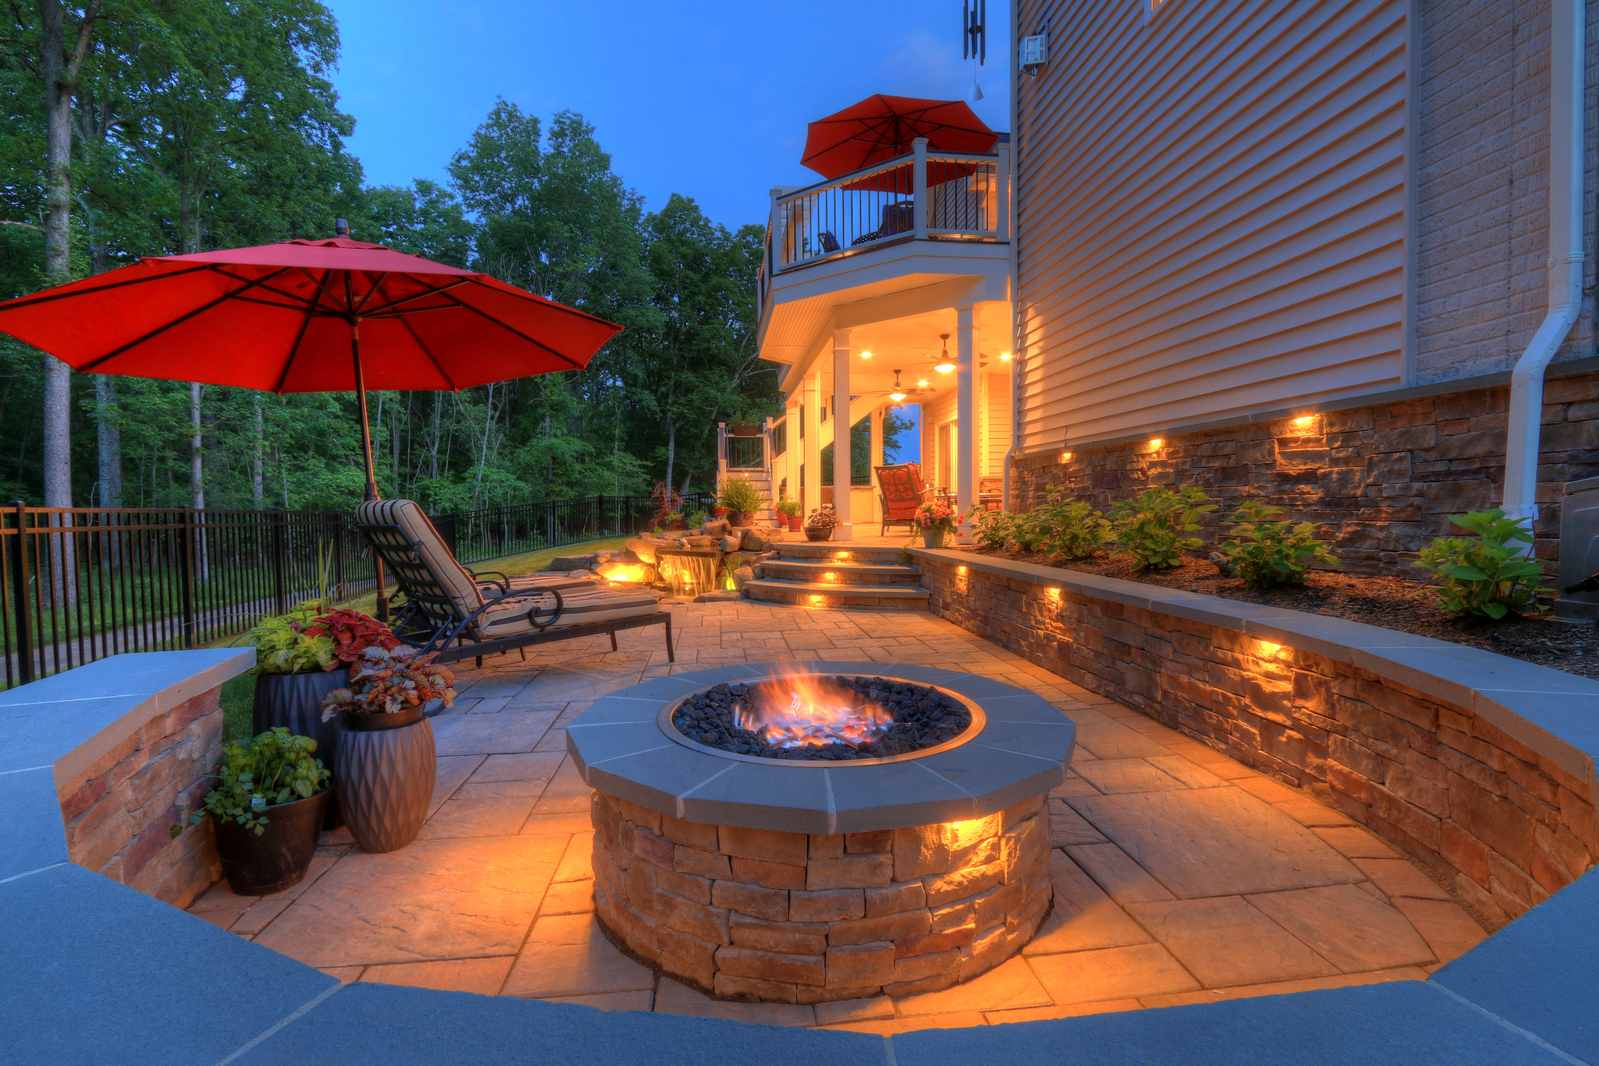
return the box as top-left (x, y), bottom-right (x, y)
top-left (890, 390), bottom-right (907, 403)
top-left (860, 349), bottom-right (873, 360)
top-left (1058, 450), bottom-right (1073, 464)
top-left (934, 361), bottom-right (956, 375)
top-left (999, 351), bottom-right (1013, 362)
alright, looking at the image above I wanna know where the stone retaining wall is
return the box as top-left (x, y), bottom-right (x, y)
top-left (57, 687), bottom-right (223, 907)
top-left (916, 552), bottom-right (1599, 931)
top-left (1011, 370), bottom-right (1599, 575)
top-left (591, 792), bottom-right (1050, 1002)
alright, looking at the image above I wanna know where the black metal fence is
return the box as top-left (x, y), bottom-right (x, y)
top-left (1, 493), bottom-right (703, 688)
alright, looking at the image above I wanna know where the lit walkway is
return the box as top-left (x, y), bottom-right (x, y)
top-left (191, 601), bottom-right (1486, 1032)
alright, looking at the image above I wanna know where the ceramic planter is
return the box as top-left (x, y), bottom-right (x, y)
top-left (213, 790), bottom-right (329, 895)
top-left (727, 510), bottom-right (748, 527)
top-left (253, 670), bottom-right (347, 828)
top-left (335, 707), bottom-right (436, 853)
top-left (922, 527), bottom-right (948, 549)
top-left (786, 515), bottom-right (803, 532)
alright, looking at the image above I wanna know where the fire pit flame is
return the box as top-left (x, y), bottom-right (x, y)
top-left (733, 673), bottom-right (893, 750)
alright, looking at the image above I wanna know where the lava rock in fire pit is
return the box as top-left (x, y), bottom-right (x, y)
top-left (672, 675), bottom-right (972, 761)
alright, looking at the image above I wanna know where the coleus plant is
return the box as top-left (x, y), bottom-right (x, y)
top-left (304, 609), bottom-right (401, 666)
top-left (321, 645), bottom-right (456, 724)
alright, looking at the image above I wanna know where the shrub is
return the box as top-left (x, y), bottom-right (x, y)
top-left (1416, 509), bottom-right (1546, 620)
top-left (1111, 486), bottom-right (1216, 571)
top-left (302, 609), bottom-right (399, 666)
top-left (251, 604), bottom-right (335, 674)
top-left (322, 645), bottom-right (457, 724)
top-left (1219, 500), bottom-right (1338, 589)
top-left (684, 508), bottom-right (708, 529)
top-left (1025, 497), bottom-right (1112, 561)
top-left (972, 509), bottom-right (1019, 550)
top-left (717, 478), bottom-right (766, 516)
top-left (192, 727), bottom-right (329, 835)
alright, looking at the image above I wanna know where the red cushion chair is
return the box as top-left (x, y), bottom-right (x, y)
top-left (875, 463), bottom-right (931, 535)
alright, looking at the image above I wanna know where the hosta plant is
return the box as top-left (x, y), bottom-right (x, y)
top-left (1416, 509), bottom-right (1546, 620)
top-left (321, 645), bottom-right (457, 724)
top-left (192, 728), bottom-right (329, 836)
top-left (1219, 500), bottom-right (1338, 589)
top-left (1111, 486), bottom-right (1216, 571)
top-left (973, 508), bottom-right (1020, 550)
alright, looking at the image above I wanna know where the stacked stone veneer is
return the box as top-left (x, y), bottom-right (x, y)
top-left (1012, 372), bottom-right (1599, 574)
top-left (591, 792), bottom-right (1050, 1002)
top-left (919, 554), bottom-right (1599, 931)
top-left (58, 688), bottom-right (223, 907)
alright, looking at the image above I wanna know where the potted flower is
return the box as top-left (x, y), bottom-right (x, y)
top-left (321, 646), bottom-right (454, 853)
top-left (251, 605), bottom-right (399, 828)
top-left (804, 505), bottom-right (838, 542)
top-left (777, 499), bottom-right (803, 532)
top-left (914, 499), bottom-right (960, 548)
top-left (191, 728), bottom-right (330, 895)
top-left (718, 478), bottom-right (766, 527)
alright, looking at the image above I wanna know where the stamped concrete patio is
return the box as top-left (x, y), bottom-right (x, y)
top-left (191, 600), bottom-right (1488, 1033)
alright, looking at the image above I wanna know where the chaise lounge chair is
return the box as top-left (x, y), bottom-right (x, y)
top-left (354, 499), bottom-right (673, 667)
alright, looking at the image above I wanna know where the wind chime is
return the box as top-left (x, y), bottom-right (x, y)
top-left (963, 0), bottom-right (988, 100)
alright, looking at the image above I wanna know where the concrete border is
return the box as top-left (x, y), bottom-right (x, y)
top-left (3, 650), bottom-right (1597, 1064)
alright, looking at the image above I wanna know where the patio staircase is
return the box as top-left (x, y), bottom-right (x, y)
top-left (741, 541), bottom-right (929, 609)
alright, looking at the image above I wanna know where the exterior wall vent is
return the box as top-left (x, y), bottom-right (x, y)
top-left (1557, 476), bottom-right (1599, 620)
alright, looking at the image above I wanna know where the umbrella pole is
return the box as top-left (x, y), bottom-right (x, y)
top-left (351, 321), bottom-right (389, 621)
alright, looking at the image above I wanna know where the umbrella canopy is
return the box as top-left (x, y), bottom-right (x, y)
top-left (0, 234), bottom-right (622, 496)
top-left (801, 94), bottom-right (998, 191)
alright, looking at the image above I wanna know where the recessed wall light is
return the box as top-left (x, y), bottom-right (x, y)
top-left (1148, 437), bottom-right (1165, 451)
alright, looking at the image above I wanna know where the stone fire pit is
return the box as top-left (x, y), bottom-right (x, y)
top-left (566, 663), bottom-right (1075, 1004)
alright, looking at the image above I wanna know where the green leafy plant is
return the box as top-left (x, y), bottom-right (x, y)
top-left (777, 499), bottom-right (802, 519)
top-left (1219, 500), bottom-right (1338, 589)
top-left (1111, 486), bottom-right (1216, 571)
top-left (1021, 497), bottom-right (1111, 561)
top-left (1416, 509), bottom-right (1546, 620)
top-left (322, 645), bottom-right (457, 724)
top-left (192, 728), bottom-right (330, 836)
top-left (718, 478), bottom-right (766, 516)
top-left (684, 508), bottom-right (709, 529)
top-left (251, 604), bottom-right (336, 674)
top-left (973, 508), bottom-right (1020, 550)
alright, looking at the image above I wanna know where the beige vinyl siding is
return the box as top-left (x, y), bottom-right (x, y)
top-left (1014, 0), bottom-right (1409, 452)
top-left (986, 370), bottom-right (1013, 474)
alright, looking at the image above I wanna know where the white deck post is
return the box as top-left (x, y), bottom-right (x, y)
top-left (871, 405), bottom-right (887, 528)
top-left (784, 399), bottom-right (802, 509)
top-left (956, 303), bottom-right (977, 536)
top-left (831, 328), bottom-right (854, 540)
top-left (802, 372), bottom-right (823, 519)
top-left (995, 141), bottom-right (1011, 242)
top-left (912, 137), bottom-right (929, 239)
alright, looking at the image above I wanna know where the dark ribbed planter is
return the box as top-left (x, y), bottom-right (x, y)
top-left (335, 707), bottom-right (436, 853)
top-left (805, 526), bottom-right (833, 541)
top-left (213, 790), bottom-right (329, 895)
top-left (253, 670), bottom-right (348, 829)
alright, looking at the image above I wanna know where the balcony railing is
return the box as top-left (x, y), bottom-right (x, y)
top-left (758, 137), bottom-right (1009, 314)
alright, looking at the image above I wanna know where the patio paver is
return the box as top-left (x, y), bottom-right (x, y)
top-left (194, 599), bottom-right (1483, 1032)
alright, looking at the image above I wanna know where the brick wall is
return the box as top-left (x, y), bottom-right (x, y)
top-left (1413, 0), bottom-right (1599, 384)
top-left (918, 554), bottom-right (1599, 931)
top-left (57, 689), bottom-right (224, 907)
top-left (1013, 369), bottom-right (1599, 573)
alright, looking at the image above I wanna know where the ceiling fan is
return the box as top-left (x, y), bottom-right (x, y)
top-left (869, 368), bottom-right (936, 404)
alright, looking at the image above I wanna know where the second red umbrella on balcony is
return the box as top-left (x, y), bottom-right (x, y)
top-left (801, 93), bottom-right (998, 192)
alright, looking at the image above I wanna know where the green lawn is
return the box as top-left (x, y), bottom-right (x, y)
top-left (217, 536), bottom-right (629, 741)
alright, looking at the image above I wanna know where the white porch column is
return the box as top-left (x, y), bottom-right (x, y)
top-left (870, 405), bottom-right (887, 529)
top-left (956, 304), bottom-right (977, 536)
top-left (912, 137), bottom-right (929, 239)
top-left (783, 396), bottom-right (802, 508)
top-left (831, 329), bottom-right (854, 540)
top-left (802, 371), bottom-right (823, 519)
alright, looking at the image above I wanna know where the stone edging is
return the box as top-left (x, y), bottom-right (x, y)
top-left (566, 664), bottom-right (1074, 833)
top-left (4, 651), bottom-right (1599, 1063)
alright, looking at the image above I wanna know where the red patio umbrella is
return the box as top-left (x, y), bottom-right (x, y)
top-left (0, 230), bottom-right (621, 500)
top-left (801, 94), bottom-right (998, 192)
top-left (0, 227), bottom-right (622, 615)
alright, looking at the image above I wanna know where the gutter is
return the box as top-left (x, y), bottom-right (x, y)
top-left (1002, 11), bottom-right (1023, 511)
top-left (1502, 0), bottom-right (1586, 535)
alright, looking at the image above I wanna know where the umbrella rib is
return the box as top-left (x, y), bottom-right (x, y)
top-left (452, 277), bottom-right (620, 328)
top-left (206, 266), bottom-right (325, 309)
top-left (272, 269), bottom-right (334, 393)
top-left (352, 272), bottom-right (390, 315)
top-left (80, 266), bottom-right (295, 372)
top-left (432, 286), bottom-right (584, 369)
top-left (396, 315), bottom-right (459, 391)
top-left (360, 278), bottom-right (469, 316)
top-left (0, 262), bottom-right (216, 313)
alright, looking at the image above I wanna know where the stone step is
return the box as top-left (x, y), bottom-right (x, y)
top-left (755, 559), bottom-right (922, 586)
top-left (741, 578), bottom-right (929, 610)
top-left (767, 542), bottom-right (912, 566)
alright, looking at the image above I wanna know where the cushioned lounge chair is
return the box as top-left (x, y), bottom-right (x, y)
top-left (354, 499), bottom-right (672, 667)
top-left (875, 462), bottom-right (931, 535)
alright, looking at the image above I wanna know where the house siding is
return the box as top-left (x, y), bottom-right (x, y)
top-left (1013, 0), bottom-right (1410, 453)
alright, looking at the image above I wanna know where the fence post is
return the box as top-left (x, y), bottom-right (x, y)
top-left (270, 511), bottom-right (289, 614)
top-left (333, 514), bottom-right (347, 602)
top-left (178, 509), bottom-right (198, 647)
top-left (9, 500), bottom-right (35, 685)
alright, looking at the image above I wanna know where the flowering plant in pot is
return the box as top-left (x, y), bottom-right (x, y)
top-left (914, 500), bottom-right (960, 548)
top-left (320, 646), bottom-right (454, 852)
top-left (191, 728), bottom-right (330, 895)
top-left (804, 505), bottom-right (838, 542)
top-left (777, 499), bottom-right (803, 532)
top-left (718, 478), bottom-right (766, 527)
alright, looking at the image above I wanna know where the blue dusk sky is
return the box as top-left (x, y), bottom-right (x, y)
top-left (327, 1), bottom-right (1013, 230)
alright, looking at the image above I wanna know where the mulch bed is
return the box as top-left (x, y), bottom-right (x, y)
top-left (964, 549), bottom-right (1599, 681)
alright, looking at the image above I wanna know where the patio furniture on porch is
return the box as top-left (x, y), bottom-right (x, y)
top-left (875, 462), bottom-right (933, 535)
top-left (354, 499), bottom-right (672, 667)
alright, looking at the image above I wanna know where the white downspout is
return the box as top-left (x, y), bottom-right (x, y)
top-left (1002, 20), bottom-right (1023, 511)
top-left (1503, 0), bottom-right (1586, 534)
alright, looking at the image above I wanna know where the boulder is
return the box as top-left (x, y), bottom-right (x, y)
top-left (740, 528), bottom-right (773, 552)
top-left (733, 564), bottom-right (756, 586)
top-left (625, 537), bottom-right (660, 565)
top-left (719, 535), bottom-right (741, 553)
top-left (702, 518), bottom-right (732, 537)
top-left (547, 553), bottom-right (599, 572)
